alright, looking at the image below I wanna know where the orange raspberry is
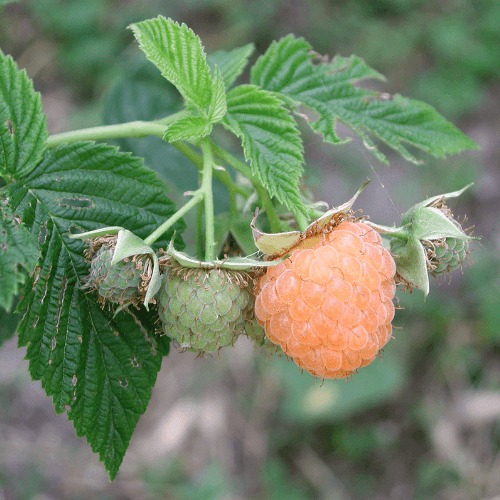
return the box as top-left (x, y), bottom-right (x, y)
top-left (254, 221), bottom-right (396, 379)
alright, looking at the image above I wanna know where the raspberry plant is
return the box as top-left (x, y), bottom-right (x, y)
top-left (0, 15), bottom-right (478, 479)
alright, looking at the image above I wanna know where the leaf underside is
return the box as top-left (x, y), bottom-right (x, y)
top-left (223, 84), bottom-right (306, 216)
top-left (251, 35), bottom-right (478, 164)
top-left (8, 141), bottom-right (184, 480)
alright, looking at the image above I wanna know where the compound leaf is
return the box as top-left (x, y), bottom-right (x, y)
top-left (251, 35), bottom-right (478, 164)
top-left (0, 201), bottom-right (40, 311)
top-left (0, 52), bottom-right (48, 181)
top-left (223, 84), bottom-right (306, 217)
top-left (130, 16), bottom-right (213, 111)
top-left (7, 141), bottom-right (184, 480)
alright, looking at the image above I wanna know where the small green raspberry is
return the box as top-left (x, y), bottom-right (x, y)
top-left (85, 239), bottom-right (152, 306)
top-left (425, 237), bottom-right (470, 275)
top-left (158, 262), bottom-right (255, 353)
top-left (391, 233), bottom-right (470, 277)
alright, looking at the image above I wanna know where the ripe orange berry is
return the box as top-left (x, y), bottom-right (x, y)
top-left (254, 221), bottom-right (396, 379)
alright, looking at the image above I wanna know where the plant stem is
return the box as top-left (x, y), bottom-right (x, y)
top-left (294, 211), bottom-right (309, 232)
top-left (208, 139), bottom-right (283, 233)
top-left (46, 121), bottom-right (168, 148)
top-left (253, 184), bottom-right (282, 233)
top-left (196, 202), bottom-right (204, 260)
top-left (200, 140), bottom-right (216, 261)
top-left (144, 191), bottom-right (203, 246)
top-left (172, 142), bottom-right (249, 199)
top-left (208, 139), bottom-right (253, 178)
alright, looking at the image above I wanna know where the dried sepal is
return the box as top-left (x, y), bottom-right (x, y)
top-left (252, 180), bottom-right (370, 258)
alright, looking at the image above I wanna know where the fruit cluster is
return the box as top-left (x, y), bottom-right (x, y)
top-left (79, 184), bottom-right (473, 379)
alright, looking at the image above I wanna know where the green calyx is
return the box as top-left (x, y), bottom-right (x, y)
top-left (379, 184), bottom-right (477, 296)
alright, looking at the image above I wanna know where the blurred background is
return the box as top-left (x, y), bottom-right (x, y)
top-left (0, 0), bottom-right (499, 499)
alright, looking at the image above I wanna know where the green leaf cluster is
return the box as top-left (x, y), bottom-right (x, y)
top-left (0, 50), bottom-right (185, 479)
top-left (0, 14), bottom-right (481, 482)
top-left (129, 17), bottom-right (477, 222)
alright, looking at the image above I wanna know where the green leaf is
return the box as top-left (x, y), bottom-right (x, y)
top-left (164, 116), bottom-right (212, 142)
top-left (207, 66), bottom-right (227, 123)
top-left (7, 141), bottom-right (185, 479)
top-left (223, 84), bottom-right (306, 216)
top-left (0, 201), bottom-right (40, 311)
top-left (208, 43), bottom-right (255, 89)
top-left (251, 35), bottom-right (478, 164)
top-left (102, 71), bottom-right (230, 214)
top-left (0, 52), bottom-right (48, 181)
top-left (129, 16), bottom-right (213, 111)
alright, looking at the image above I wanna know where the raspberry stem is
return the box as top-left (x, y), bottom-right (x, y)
top-left (200, 140), bottom-right (216, 261)
top-left (144, 190), bottom-right (203, 246)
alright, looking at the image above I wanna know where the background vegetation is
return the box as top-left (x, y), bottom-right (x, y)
top-left (0, 0), bottom-right (499, 499)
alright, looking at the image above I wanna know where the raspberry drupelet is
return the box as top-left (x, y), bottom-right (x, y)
top-left (254, 221), bottom-right (396, 379)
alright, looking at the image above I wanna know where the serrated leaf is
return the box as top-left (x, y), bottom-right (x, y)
top-left (0, 201), bottom-right (40, 311)
top-left (251, 35), bottom-right (478, 164)
top-left (8, 141), bottom-right (185, 479)
top-left (223, 84), bottom-right (306, 216)
top-left (103, 72), bottom-right (230, 214)
top-left (129, 16), bottom-right (213, 111)
top-left (207, 66), bottom-right (227, 123)
top-left (208, 43), bottom-right (255, 89)
top-left (164, 116), bottom-right (212, 142)
top-left (0, 52), bottom-right (48, 181)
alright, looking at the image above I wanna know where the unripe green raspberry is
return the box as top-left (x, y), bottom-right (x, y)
top-left (425, 237), bottom-right (469, 274)
top-left (158, 263), bottom-right (255, 353)
top-left (86, 244), bottom-right (151, 305)
top-left (391, 235), bottom-right (469, 276)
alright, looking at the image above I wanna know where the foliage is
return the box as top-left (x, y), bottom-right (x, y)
top-left (0, 12), bottom-right (480, 482)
